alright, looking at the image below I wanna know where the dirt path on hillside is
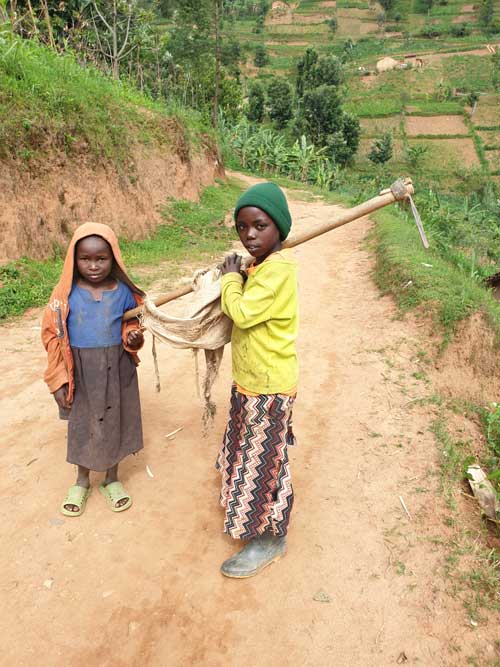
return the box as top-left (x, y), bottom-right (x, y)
top-left (1, 174), bottom-right (497, 666)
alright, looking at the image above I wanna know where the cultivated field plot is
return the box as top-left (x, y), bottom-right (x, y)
top-left (452, 12), bottom-right (478, 22)
top-left (486, 149), bottom-right (500, 171)
top-left (479, 94), bottom-right (500, 106)
top-left (407, 14), bottom-right (426, 29)
top-left (477, 130), bottom-right (500, 148)
top-left (405, 115), bottom-right (469, 136)
top-left (346, 94), bottom-right (404, 117)
top-left (408, 137), bottom-right (480, 170)
top-left (443, 54), bottom-right (495, 91)
top-left (337, 17), bottom-right (379, 36)
top-left (472, 103), bottom-right (500, 127)
top-left (294, 13), bottom-right (332, 23)
top-left (360, 116), bottom-right (402, 136)
top-left (337, 8), bottom-right (376, 19)
top-left (406, 100), bottom-right (464, 115)
top-left (266, 23), bottom-right (329, 35)
top-left (350, 67), bottom-right (440, 99)
top-left (266, 39), bottom-right (310, 45)
top-left (268, 42), bottom-right (326, 58)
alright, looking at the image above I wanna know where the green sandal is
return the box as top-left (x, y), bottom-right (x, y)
top-left (99, 481), bottom-right (132, 513)
top-left (60, 485), bottom-right (91, 517)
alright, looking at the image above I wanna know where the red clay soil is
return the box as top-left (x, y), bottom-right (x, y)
top-left (1, 174), bottom-right (498, 666)
top-left (405, 115), bottom-right (469, 136)
top-left (0, 142), bottom-right (223, 263)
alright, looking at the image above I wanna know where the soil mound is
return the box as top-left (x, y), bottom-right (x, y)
top-left (431, 313), bottom-right (500, 404)
top-left (0, 131), bottom-right (223, 262)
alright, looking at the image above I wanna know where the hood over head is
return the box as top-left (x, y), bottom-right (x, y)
top-left (58, 222), bottom-right (144, 298)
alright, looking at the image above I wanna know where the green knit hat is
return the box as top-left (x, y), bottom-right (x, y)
top-left (234, 182), bottom-right (292, 240)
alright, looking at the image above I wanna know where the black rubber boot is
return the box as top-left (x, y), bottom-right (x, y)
top-left (220, 531), bottom-right (287, 578)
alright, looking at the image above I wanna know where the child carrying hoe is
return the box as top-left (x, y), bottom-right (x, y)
top-left (42, 223), bottom-right (145, 516)
top-left (217, 182), bottom-right (299, 578)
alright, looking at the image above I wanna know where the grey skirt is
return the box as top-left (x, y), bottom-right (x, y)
top-left (65, 345), bottom-right (143, 471)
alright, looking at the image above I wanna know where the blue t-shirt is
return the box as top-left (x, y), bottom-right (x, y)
top-left (67, 281), bottom-right (137, 348)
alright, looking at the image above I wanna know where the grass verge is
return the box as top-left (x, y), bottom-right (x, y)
top-left (429, 407), bottom-right (500, 621)
top-left (371, 205), bottom-right (500, 342)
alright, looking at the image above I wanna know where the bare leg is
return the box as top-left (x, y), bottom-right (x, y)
top-left (64, 466), bottom-right (90, 513)
top-left (104, 463), bottom-right (118, 485)
top-left (103, 464), bottom-right (129, 508)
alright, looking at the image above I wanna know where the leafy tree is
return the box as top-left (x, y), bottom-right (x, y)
top-left (313, 54), bottom-right (343, 88)
top-left (254, 13), bottom-right (264, 32)
top-left (368, 133), bottom-right (393, 165)
top-left (296, 46), bottom-right (318, 97)
top-left (379, 0), bottom-right (395, 12)
top-left (325, 17), bottom-right (337, 35)
top-left (167, 0), bottom-right (243, 123)
top-left (13, 0), bottom-right (160, 83)
top-left (218, 71), bottom-right (244, 122)
top-left (246, 80), bottom-right (265, 122)
top-left (296, 85), bottom-right (343, 145)
top-left (169, 0), bottom-right (212, 68)
top-left (339, 112), bottom-right (360, 164)
top-left (157, 0), bottom-right (178, 17)
top-left (254, 43), bottom-right (268, 67)
top-left (341, 38), bottom-right (355, 62)
top-left (267, 76), bottom-right (293, 128)
top-left (294, 84), bottom-right (359, 165)
top-left (296, 47), bottom-right (343, 97)
top-left (479, 0), bottom-right (493, 25)
top-left (450, 22), bottom-right (470, 36)
top-left (221, 37), bottom-right (241, 67)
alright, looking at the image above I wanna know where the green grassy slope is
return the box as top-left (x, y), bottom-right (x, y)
top-left (0, 33), bottom-right (210, 165)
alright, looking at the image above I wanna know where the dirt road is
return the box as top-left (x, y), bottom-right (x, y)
top-left (1, 175), bottom-right (496, 666)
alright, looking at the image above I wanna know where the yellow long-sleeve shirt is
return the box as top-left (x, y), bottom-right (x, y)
top-left (220, 249), bottom-right (299, 395)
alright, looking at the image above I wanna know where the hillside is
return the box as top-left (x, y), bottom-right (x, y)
top-left (0, 34), bottom-right (223, 262)
top-left (234, 0), bottom-right (499, 190)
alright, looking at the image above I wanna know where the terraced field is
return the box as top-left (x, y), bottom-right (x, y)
top-left (236, 0), bottom-right (500, 186)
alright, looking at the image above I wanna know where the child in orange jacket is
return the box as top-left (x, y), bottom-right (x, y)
top-left (42, 223), bottom-right (145, 516)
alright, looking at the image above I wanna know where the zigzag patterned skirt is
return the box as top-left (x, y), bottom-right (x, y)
top-left (216, 385), bottom-right (297, 540)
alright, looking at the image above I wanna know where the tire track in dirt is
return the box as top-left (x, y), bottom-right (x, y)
top-left (0, 174), bottom-right (496, 666)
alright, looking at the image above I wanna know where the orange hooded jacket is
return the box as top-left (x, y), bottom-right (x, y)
top-left (41, 223), bottom-right (144, 402)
